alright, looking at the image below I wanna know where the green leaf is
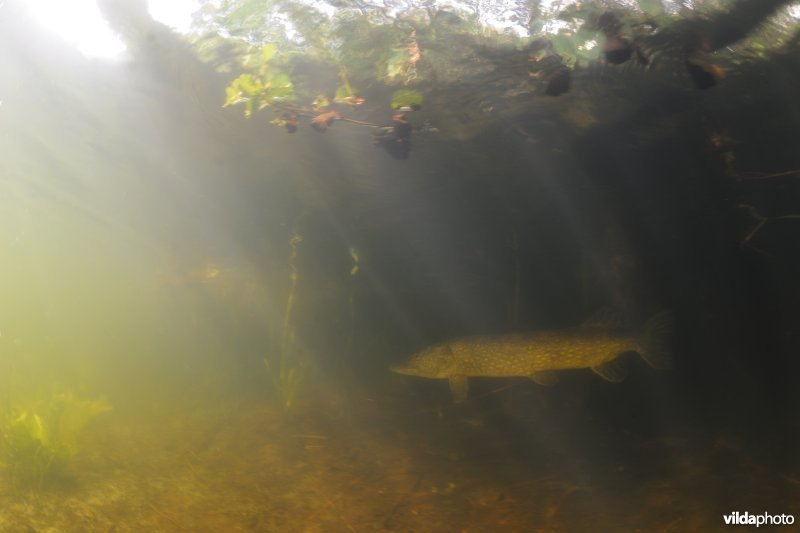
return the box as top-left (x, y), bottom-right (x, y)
top-left (261, 43), bottom-right (277, 63)
top-left (224, 85), bottom-right (243, 107)
top-left (334, 85), bottom-right (350, 101)
top-left (385, 48), bottom-right (410, 82)
top-left (390, 88), bottom-right (423, 109)
top-left (551, 32), bottom-right (578, 62)
top-left (335, 68), bottom-right (356, 101)
top-left (270, 73), bottom-right (293, 90)
top-left (638, 0), bottom-right (664, 17)
top-left (237, 73), bottom-right (261, 96)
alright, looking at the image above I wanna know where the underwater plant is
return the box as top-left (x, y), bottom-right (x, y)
top-left (263, 231), bottom-right (309, 411)
top-left (223, 44), bottom-right (294, 117)
top-left (0, 392), bottom-right (112, 489)
top-left (263, 338), bottom-right (308, 412)
top-left (345, 247), bottom-right (360, 359)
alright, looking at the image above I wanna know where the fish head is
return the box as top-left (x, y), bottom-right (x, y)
top-left (391, 344), bottom-right (456, 378)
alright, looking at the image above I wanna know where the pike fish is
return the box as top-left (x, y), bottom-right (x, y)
top-left (391, 311), bottom-right (673, 403)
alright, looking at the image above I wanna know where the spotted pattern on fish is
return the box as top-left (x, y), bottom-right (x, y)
top-left (391, 312), bottom-right (673, 402)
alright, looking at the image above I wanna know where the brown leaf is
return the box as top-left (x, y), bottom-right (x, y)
top-left (311, 111), bottom-right (342, 133)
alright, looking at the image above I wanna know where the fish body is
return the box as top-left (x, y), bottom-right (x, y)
top-left (391, 312), bottom-right (672, 402)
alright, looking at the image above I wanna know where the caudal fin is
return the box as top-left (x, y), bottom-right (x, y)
top-left (638, 311), bottom-right (674, 369)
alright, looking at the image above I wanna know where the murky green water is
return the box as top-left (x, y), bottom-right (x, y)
top-left (2, 0), bottom-right (799, 531)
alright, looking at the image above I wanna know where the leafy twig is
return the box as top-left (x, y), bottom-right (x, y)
top-left (736, 204), bottom-right (800, 255)
top-left (735, 169), bottom-right (800, 182)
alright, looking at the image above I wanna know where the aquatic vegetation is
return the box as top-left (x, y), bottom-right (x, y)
top-left (390, 89), bottom-right (424, 110)
top-left (736, 203), bottom-right (800, 255)
top-left (263, 341), bottom-right (308, 412)
top-left (0, 392), bottom-right (112, 488)
top-left (223, 44), bottom-right (294, 117)
top-left (197, 0), bottom-right (798, 147)
top-left (683, 34), bottom-right (726, 89)
top-left (263, 231), bottom-right (309, 411)
top-left (345, 247), bottom-right (360, 359)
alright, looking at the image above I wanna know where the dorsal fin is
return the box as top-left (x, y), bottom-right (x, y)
top-left (581, 308), bottom-right (626, 329)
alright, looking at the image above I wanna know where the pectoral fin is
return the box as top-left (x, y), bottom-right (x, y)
top-left (529, 371), bottom-right (559, 386)
top-left (591, 359), bottom-right (628, 382)
top-left (448, 376), bottom-right (468, 403)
